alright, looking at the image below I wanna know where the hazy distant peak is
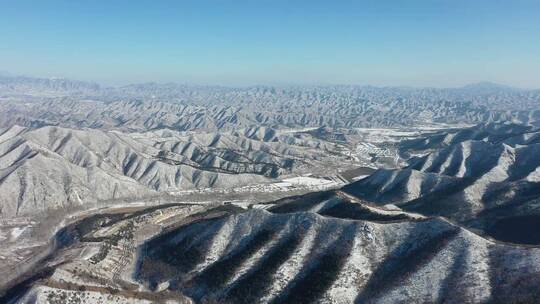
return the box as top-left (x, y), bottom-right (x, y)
top-left (459, 81), bottom-right (519, 92)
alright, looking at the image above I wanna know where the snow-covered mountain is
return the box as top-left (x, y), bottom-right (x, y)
top-left (2, 73), bottom-right (540, 303)
top-left (1, 75), bottom-right (540, 132)
top-left (0, 125), bottom-right (347, 217)
top-left (346, 123), bottom-right (540, 244)
top-left (4, 190), bottom-right (540, 303)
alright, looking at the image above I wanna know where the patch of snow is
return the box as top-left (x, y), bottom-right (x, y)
top-left (282, 176), bottom-right (336, 187)
top-left (10, 226), bottom-right (29, 241)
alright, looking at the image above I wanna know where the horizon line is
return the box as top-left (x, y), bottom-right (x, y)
top-left (1, 71), bottom-right (538, 91)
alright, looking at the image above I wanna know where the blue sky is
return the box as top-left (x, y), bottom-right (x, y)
top-left (0, 0), bottom-right (539, 87)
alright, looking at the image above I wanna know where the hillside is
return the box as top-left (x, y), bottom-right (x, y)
top-left (0, 124), bottom-right (349, 217)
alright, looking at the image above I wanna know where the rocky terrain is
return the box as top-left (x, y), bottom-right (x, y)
top-left (345, 123), bottom-right (540, 243)
top-left (1, 122), bottom-right (540, 303)
top-left (1, 76), bottom-right (539, 132)
top-left (0, 124), bottom-right (353, 218)
top-left (2, 188), bottom-right (540, 303)
top-left (2, 75), bottom-right (540, 303)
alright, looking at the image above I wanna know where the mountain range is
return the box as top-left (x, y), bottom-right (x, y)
top-left (0, 124), bottom-right (350, 217)
top-left (2, 122), bottom-right (540, 303)
top-left (2, 74), bottom-right (540, 303)
top-left (1, 75), bottom-right (539, 132)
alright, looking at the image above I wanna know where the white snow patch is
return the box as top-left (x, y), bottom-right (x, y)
top-left (282, 176), bottom-right (336, 187)
top-left (10, 226), bottom-right (29, 241)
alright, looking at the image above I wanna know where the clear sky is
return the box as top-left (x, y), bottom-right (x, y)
top-left (0, 0), bottom-right (539, 87)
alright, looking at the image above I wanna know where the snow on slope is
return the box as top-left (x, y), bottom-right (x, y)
top-left (0, 124), bottom-right (349, 217)
top-left (11, 203), bottom-right (538, 304)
